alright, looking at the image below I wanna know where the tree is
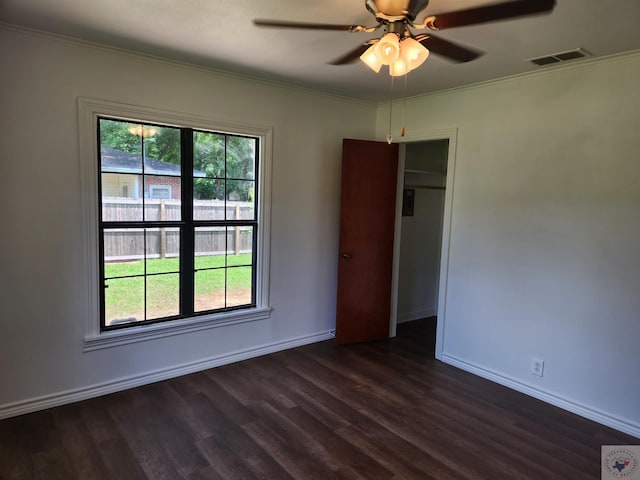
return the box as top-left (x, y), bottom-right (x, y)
top-left (99, 119), bottom-right (180, 165)
top-left (99, 119), bottom-right (142, 155)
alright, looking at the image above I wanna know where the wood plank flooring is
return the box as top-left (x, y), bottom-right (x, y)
top-left (0, 318), bottom-right (636, 479)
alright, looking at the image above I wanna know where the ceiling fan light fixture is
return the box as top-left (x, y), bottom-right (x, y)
top-left (360, 35), bottom-right (430, 76)
top-left (374, 32), bottom-right (401, 65)
top-left (255, 0), bottom-right (557, 77)
top-left (360, 44), bottom-right (383, 73)
top-left (127, 124), bottom-right (158, 138)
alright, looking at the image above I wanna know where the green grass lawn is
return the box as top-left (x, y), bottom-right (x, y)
top-left (104, 254), bottom-right (252, 323)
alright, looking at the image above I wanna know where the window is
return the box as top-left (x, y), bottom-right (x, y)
top-left (79, 98), bottom-right (272, 348)
top-left (98, 117), bottom-right (262, 330)
top-left (149, 185), bottom-right (171, 199)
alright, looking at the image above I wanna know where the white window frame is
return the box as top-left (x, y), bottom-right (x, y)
top-left (78, 97), bottom-right (272, 352)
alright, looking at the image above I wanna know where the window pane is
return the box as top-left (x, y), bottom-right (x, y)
top-left (194, 252), bottom-right (225, 271)
top-left (103, 228), bottom-right (145, 265)
top-left (195, 269), bottom-right (225, 312)
top-left (146, 228), bottom-right (180, 272)
top-left (227, 266), bottom-right (253, 307)
top-left (233, 202), bottom-right (255, 221)
top-left (226, 180), bottom-right (254, 202)
top-left (193, 183), bottom-right (225, 220)
top-left (195, 227), bottom-right (226, 269)
top-left (226, 201), bottom-right (244, 221)
top-left (227, 227), bottom-right (253, 265)
top-left (227, 136), bottom-right (256, 180)
top-left (101, 172), bottom-right (140, 199)
top-left (194, 131), bottom-right (225, 177)
top-left (144, 178), bottom-right (182, 221)
top-left (141, 126), bottom-right (181, 177)
top-left (101, 174), bottom-right (143, 221)
top-left (193, 177), bottom-right (225, 200)
top-left (104, 276), bottom-right (144, 326)
top-left (100, 119), bottom-right (142, 174)
top-left (146, 273), bottom-right (179, 319)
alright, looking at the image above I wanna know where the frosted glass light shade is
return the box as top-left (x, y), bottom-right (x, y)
top-left (389, 57), bottom-right (409, 76)
top-left (360, 34), bottom-right (431, 76)
top-left (400, 37), bottom-right (429, 71)
top-left (374, 33), bottom-right (400, 65)
top-left (360, 44), bottom-right (383, 73)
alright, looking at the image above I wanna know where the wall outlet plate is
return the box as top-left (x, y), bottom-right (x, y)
top-left (532, 358), bottom-right (545, 377)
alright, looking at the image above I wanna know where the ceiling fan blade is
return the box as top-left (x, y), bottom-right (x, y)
top-left (418, 34), bottom-right (484, 63)
top-left (329, 43), bottom-right (373, 65)
top-left (253, 19), bottom-right (359, 31)
top-left (430, 0), bottom-right (556, 30)
top-left (407, 0), bottom-right (430, 21)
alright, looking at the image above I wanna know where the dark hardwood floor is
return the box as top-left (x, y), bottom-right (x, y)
top-left (1, 318), bottom-right (636, 479)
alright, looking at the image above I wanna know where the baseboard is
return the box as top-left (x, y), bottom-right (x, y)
top-left (0, 330), bottom-right (334, 420)
top-left (441, 354), bottom-right (640, 440)
top-left (398, 308), bottom-right (437, 324)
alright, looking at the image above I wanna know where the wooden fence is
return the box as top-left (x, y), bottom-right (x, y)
top-left (102, 198), bottom-right (254, 262)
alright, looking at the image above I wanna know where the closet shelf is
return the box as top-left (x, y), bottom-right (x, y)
top-left (404, 169), bottom-right (445, 176)
top-left (404, 184), bottom-right (445, 191)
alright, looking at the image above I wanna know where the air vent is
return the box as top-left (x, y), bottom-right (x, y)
top-left (527, 48), bottom-right (592, 67)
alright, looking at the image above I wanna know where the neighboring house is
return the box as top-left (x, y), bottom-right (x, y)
top-left (100, 147), bottom-right (205, 200)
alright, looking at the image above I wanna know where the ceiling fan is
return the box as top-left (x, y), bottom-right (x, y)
top-left (254, 0), bottom-right (556, 75)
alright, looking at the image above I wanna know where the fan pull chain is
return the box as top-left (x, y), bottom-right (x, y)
top-left (400, 73), bottom-right (407, 137)
top-left (386, 75), bottom-right (394, 144)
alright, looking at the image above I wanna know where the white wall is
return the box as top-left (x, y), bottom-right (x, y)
top-left (397, 141), bottom-right (447, 322)
top-left (378, 52), bottom-right (640, 437)
top-left (0, 25), bottom-right (376, 414)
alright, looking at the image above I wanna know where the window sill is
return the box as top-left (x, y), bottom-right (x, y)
top-left (83, 307), bottom-right (271, 352)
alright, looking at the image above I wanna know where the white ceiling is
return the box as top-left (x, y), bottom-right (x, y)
top-left (1, 0), bottom-right (639, 101)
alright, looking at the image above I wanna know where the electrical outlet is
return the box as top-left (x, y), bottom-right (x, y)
top-left (531, 358), bottom-right (545, 377)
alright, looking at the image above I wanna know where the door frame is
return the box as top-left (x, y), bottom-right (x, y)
top-left (389, 128), bottom-right (458, 361)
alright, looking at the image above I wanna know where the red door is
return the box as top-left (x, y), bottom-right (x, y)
top-left (336, 139), bottom-right (399, 345)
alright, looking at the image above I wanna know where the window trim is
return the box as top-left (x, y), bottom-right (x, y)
top-left (79, 97), bottom-right (272, 351)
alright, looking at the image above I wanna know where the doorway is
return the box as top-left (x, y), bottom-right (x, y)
top-left (397, 140), bottom-right (448, 352)
top-left (389, 130), bottom-right (457, 360)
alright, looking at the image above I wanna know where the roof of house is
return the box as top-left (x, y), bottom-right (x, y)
top-left (100, 147), bottom-right (205, 177)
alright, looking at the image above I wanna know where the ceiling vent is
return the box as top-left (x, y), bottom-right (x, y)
top-left (527, 48), bottom-right (592, 67)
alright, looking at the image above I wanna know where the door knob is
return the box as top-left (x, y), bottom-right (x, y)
top-left (341, 253), bottom-right (352, 260)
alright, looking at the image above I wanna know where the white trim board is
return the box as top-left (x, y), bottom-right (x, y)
top-left (441, 354), bottom-right (640, 440)
top-left (0, 330), bottom-right (334, 420)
